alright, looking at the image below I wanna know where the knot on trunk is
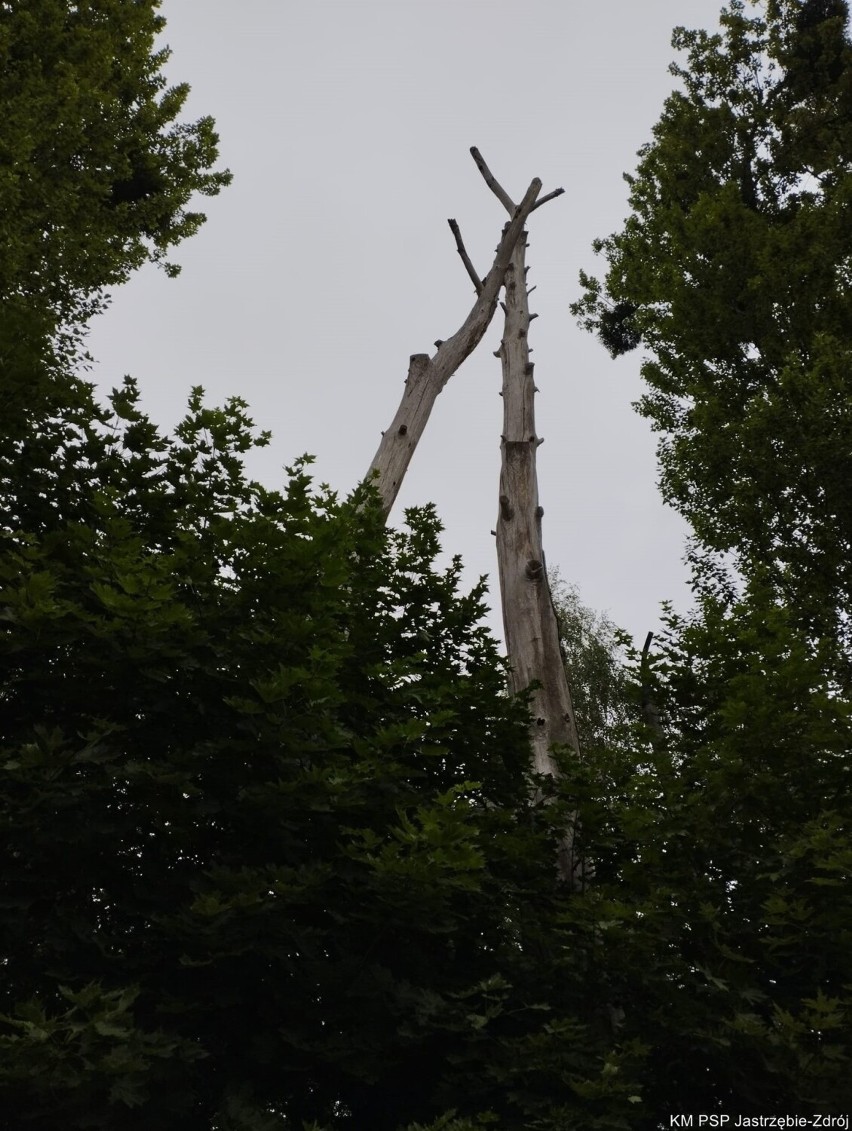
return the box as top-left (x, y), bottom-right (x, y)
top-left (525, 558), bottom-right (544, 580)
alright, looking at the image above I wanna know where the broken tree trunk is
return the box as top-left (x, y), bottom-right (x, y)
top-left (470, 148), bottom-right (583, 884)
top-left (362, 149), bottom-right (582, 883)
top-left (365, 177), bottom-right (542, 521)
top-left (472, 150), bottom-right (580, 768)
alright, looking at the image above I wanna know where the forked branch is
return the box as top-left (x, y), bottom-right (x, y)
top-left (365, 173), bottom-right (542, 520)
top-left (470, 145), bottom-right (564, 215)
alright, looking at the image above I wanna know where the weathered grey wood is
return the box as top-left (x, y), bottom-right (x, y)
top-left (365, 177), bottom-right (542, 520)
top-left (495, 237), bottom-right (581, 773)
top-left (363, 149), bottom-right (579, 881)
top-left (478, 153), bottom-right (582, 886)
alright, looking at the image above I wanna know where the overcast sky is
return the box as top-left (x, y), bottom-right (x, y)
top-left (85, 0), bottom-right (727, 648)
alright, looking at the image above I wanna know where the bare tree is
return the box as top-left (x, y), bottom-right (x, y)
top-left (467, 150), bottom-right (580, 768)
top-left (365, 174), bottom-right (542, 520)
top-left (467, 150), bottom-right (584, 885)
top-left (365, 150), bottom-right (582, 882)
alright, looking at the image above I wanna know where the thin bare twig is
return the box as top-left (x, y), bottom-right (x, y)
top-left (470, 146), bottom-right (516, 214)
top-left (530, 186), bottom-right (565, 212)
top-left (447, 218), bottom-right (483, 295)
top-left (471, 147), bottom-right (564, 222)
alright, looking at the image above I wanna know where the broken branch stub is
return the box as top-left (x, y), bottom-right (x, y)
top-left (364, 176), bottom-right (542, 520)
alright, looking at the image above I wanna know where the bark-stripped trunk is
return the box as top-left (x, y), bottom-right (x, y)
top-left (470, 148), bottom-right (583, 886)
top-left (365, 178), bottom-right (542, 521)
top-left (497, 237), bottom-right (584, 886)
top-left (362, 149), bottom-right (582, 884)
top-left (495, 234), bottom-right (580, 773)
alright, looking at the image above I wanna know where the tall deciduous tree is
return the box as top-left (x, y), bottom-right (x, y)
top-left (0, 0), bottom-right (230, 365)
top-left (572, 0), bottom-right (852, 671)
top-left (569, 0), bottom-right (852, 1117)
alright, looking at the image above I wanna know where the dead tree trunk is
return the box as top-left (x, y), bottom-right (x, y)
top-left (470, 151), bottom-right (580, 766)
top-left (365, 178), bottom-right (543, 522)
top-left (495, 237), bottom-right (580, 767)
top-left (469, 149), bottom-right (583, 885)
top-left (362, 149), bottom-right (582, 882)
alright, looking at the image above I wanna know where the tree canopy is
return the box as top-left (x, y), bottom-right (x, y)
top-left (0, 12), bottom-right (639, 1127)
top-left (0, 4), bottom-right (646, 1125)
top-left (0, 0), bottom-right (230, 365)
top-left (572, 0), bottom-right (852, 671)
top-left (570, 0), bottom-right (852, 1117)
top-left (1, 370), bottom-right (653, 1129)
top-left (3, 0), bottom-right (852, 1126)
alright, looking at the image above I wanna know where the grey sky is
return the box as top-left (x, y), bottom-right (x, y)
top-left (86, 0), bottom-right (726, 647)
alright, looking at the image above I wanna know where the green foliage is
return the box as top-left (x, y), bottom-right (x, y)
top-left (0, 5), bottom-right (642, 1125)
top-left (0, 376), bottom-right (646, 1129)
top-left (619, 586), bottom-right (852, 1114)
top-left (548, 572), bottom-right (632, 751)
top-left (558, 582), bottom-right (852, 1120)
top-left (0, 983), bottom-right (206, 1127)
top-left (0, 0), bottom-right (231, 360)
top-left (5, 0), bottom-right (851, 1123)
top-left (568, 6), bottom-right (852, 1111)
top-left (572, 0), bottom-right (852, 663)
top-left (595, 301), bottom-right (641, 360)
